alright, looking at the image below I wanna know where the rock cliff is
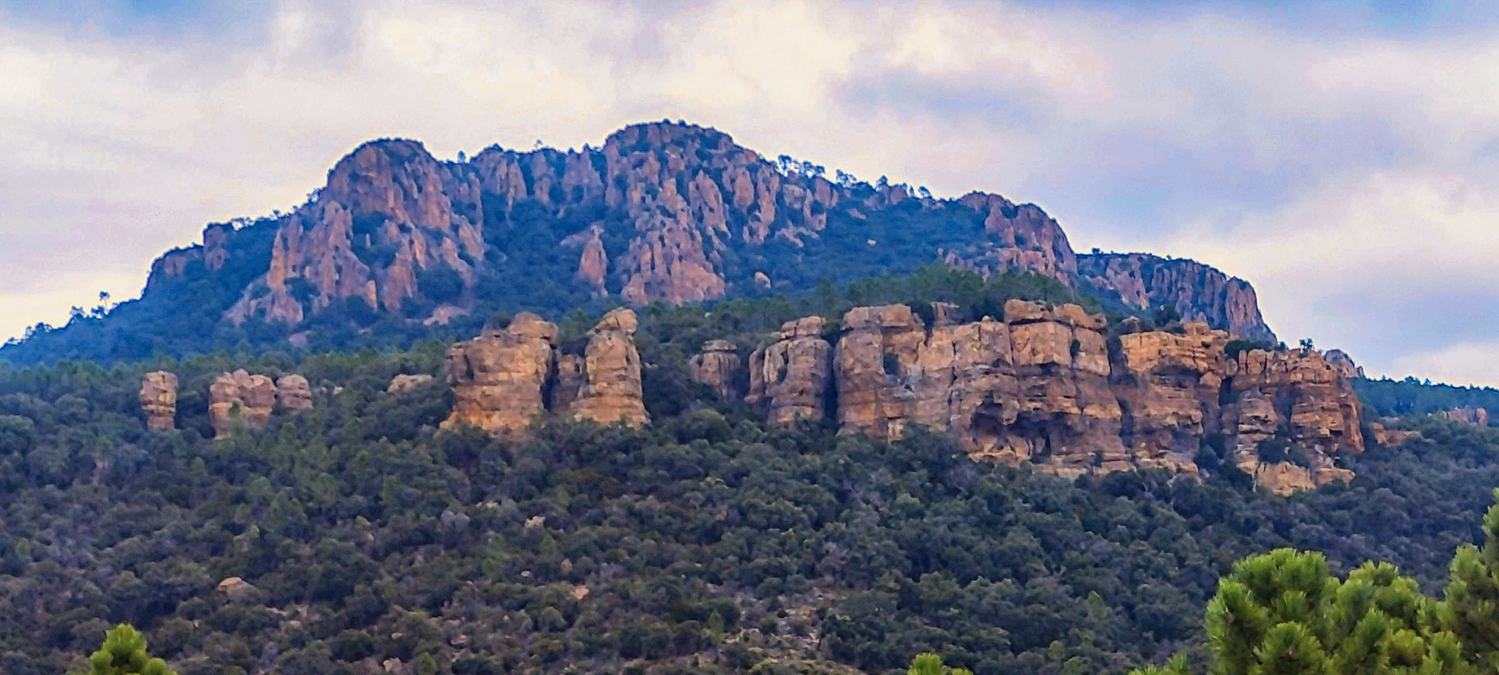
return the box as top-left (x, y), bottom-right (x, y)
top-left (132, 121), bottom-right (1272, 337)
top-left (1078, 252), bottom-right (1275, 341)
top-left (759, 302), bottom-right (1363, 491)
top-left (1440, 407), bottom-right (1491, 427)
top-left (139, 371), bottom-right (178, 431)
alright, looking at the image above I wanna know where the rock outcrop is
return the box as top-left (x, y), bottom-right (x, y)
top-left (1078, 252), bottom-right (1275, 341)
top-left (139, 371), bottom-right (179, 431)
top-left (1222, 348), bottom-right (1364, 495)
top-left (209, 370), bottom-right (278, 438)
top-left (1324, 349), bottom-right (1364, 380)
top-left (690, 340), bottom-right (742, 399)
top-left (564, 309), bottom-right (649, 427)
top-left (441, 309), bottom-right (649, 435)
top-left (275, 374), bottom-right (314, 413)
top-left (1441, 407), bottom-right (1491, 427)
top-left (748, 317), bottom-right (834, 426)
top-left (442, 313), bottom-right (559, 436)
top-left (387, 373), bottom-right (435, 394)
top-left (745, 302), bottom-right (1363, 492)
top-left (1113, 323), bottom-right (1232, 477)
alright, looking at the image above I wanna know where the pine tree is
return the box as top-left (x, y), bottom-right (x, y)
top-left (907, 652), bottom-right (975, 675)
top-left (1439, 488), bottom-right (1499, 670)
top-left (88, 624), bottom-right (176, 675)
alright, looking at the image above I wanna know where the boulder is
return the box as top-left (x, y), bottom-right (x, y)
top-left (139, 371), bottom-right (178, 431)
top-left (441, 312), bottom-right (558, 436)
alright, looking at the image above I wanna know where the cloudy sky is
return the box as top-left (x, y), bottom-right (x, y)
top-left (2, 1), bottom-right (1498, 385)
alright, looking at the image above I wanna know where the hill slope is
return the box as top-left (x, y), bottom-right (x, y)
top-left (2, 120), bottom-right (1273, 365)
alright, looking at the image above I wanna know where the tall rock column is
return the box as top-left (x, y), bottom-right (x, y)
top-left (566, 308), bottom-right (650, 427)
top-left (442, 313), bottom-right (559, 436)
top-left (139, 371), bottom-right (179, 431)
top-left (835, 305), bottom-right (932, 441)
top-left (747, 316), bottom-right (834, 427)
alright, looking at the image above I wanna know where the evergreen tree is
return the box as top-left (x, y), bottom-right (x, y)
top-left (87, 624), bottom-right (175, 675)
top-left (907, 652), bottom-right (975, 675)
top-left (1439, 488), bottom-right (1499, 669)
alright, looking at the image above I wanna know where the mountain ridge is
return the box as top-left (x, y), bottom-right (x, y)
top-left (2, 119), bottom-right (1276, 364)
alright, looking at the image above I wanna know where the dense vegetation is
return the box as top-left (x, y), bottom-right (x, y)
top-left (1357, 377), bottom-right (1499, 424)
top-left (3, 272), bottom-right (1499, 673)
top-left (1132, 490), bottom-right (1499, 674)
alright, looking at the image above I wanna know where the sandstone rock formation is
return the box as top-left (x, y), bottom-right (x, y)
top-left (1223, 348), bottom-right (1363, 495)
top-left (743, 302), bottom-right (1364, 492)
top-left (441, 313), bottom-right (559, 436)
top-left (139, 371), bottom-right (178, 431)
top-left (748, 317), bottom-right (834, 426)
top-left (387, 373), bottom-right (435, 394)
top-left (275, 374), bottom-right (314, 413)
top-left (209, 370), bottom-right (278, 438)
top-left (690, 340), bottom-right (742, 399)
top-left (143, 120), bottom-right (1223, 337)
top-left (1113, 323), bottom-right (1232, 477)
top-left (1078, 252), bottom-right (1275, 341)
top-left (1324, 349), bottom-right (1364, 380)
top-left (564, 308), bottom-right (649, 427)
top-left (1441, 407), bottom-right (1491, 427)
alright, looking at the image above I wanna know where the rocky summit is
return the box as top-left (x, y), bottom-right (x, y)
top-left (2, 119), bottom-right (1280, 369)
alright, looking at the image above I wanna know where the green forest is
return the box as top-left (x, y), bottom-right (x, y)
top-left (1, 266), bottom-right (1498, 674)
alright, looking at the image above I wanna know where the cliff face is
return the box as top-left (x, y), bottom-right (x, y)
top-left (141, 121), bottom-right (1200, 333)
top-left (744, 302), bottom-right (1362, 492)
top-left (1078, 252), bottom-right (1275, 341)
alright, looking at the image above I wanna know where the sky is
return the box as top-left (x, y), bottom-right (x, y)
top-left (2, 0), bottom-right (1499, 385)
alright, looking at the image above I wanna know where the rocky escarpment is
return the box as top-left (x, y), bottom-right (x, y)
top-left (744, 302), bottom-right (1363, 492)
top-left (442, 309), bottom-right (647, 436)
top-left (142, 121), bottom-right (1143, 330)
top-left (139, 371), bottom-right (179, 431)
top-left (1078, 252), bottom-right (1275, 341)
top-left (1441, 407), bottom-right (1491, 427)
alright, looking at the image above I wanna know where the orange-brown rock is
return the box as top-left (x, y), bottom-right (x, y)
top-left (690, 340), bottom-right (742, 399)
top-left (139, 371), bottom-right (178, 431)
top-left (1323, 349), bottom-right (1364, 380)
top-left (748, 316), bottom-right (834, 426)
top-left (565, 309), bottom-right (649, 427)
top-left (1223, 348), bottom-right (1363, 494)
top-left (550, 354), bottom-right (586, 412)
top-left (209, 370), bottom-right (278, 438)
top-left (387, 373), bottom-right (435, 394)
top-left (1000, 300), bottom-right (1126, 477)
top-left (441, 313), bottom-right (559, 436)
top-left (1078, 252), bottom-right (1275, 341)
top-left (275, 374), bottom-right (314, 413)
top-left (1112, 323), bottom-right (1231, 476)
top-left (1440, 407), bottom-right (1491, 427)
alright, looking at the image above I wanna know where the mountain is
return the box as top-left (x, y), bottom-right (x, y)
top-left (1, 120), bottom-right (1274, 365)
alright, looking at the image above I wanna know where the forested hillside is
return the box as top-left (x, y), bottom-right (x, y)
top-left (2, 271), bottom-right (1497, 674)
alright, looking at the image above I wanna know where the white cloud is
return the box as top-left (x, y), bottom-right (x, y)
top-left (2, 1), bottom-right (1499, 387)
